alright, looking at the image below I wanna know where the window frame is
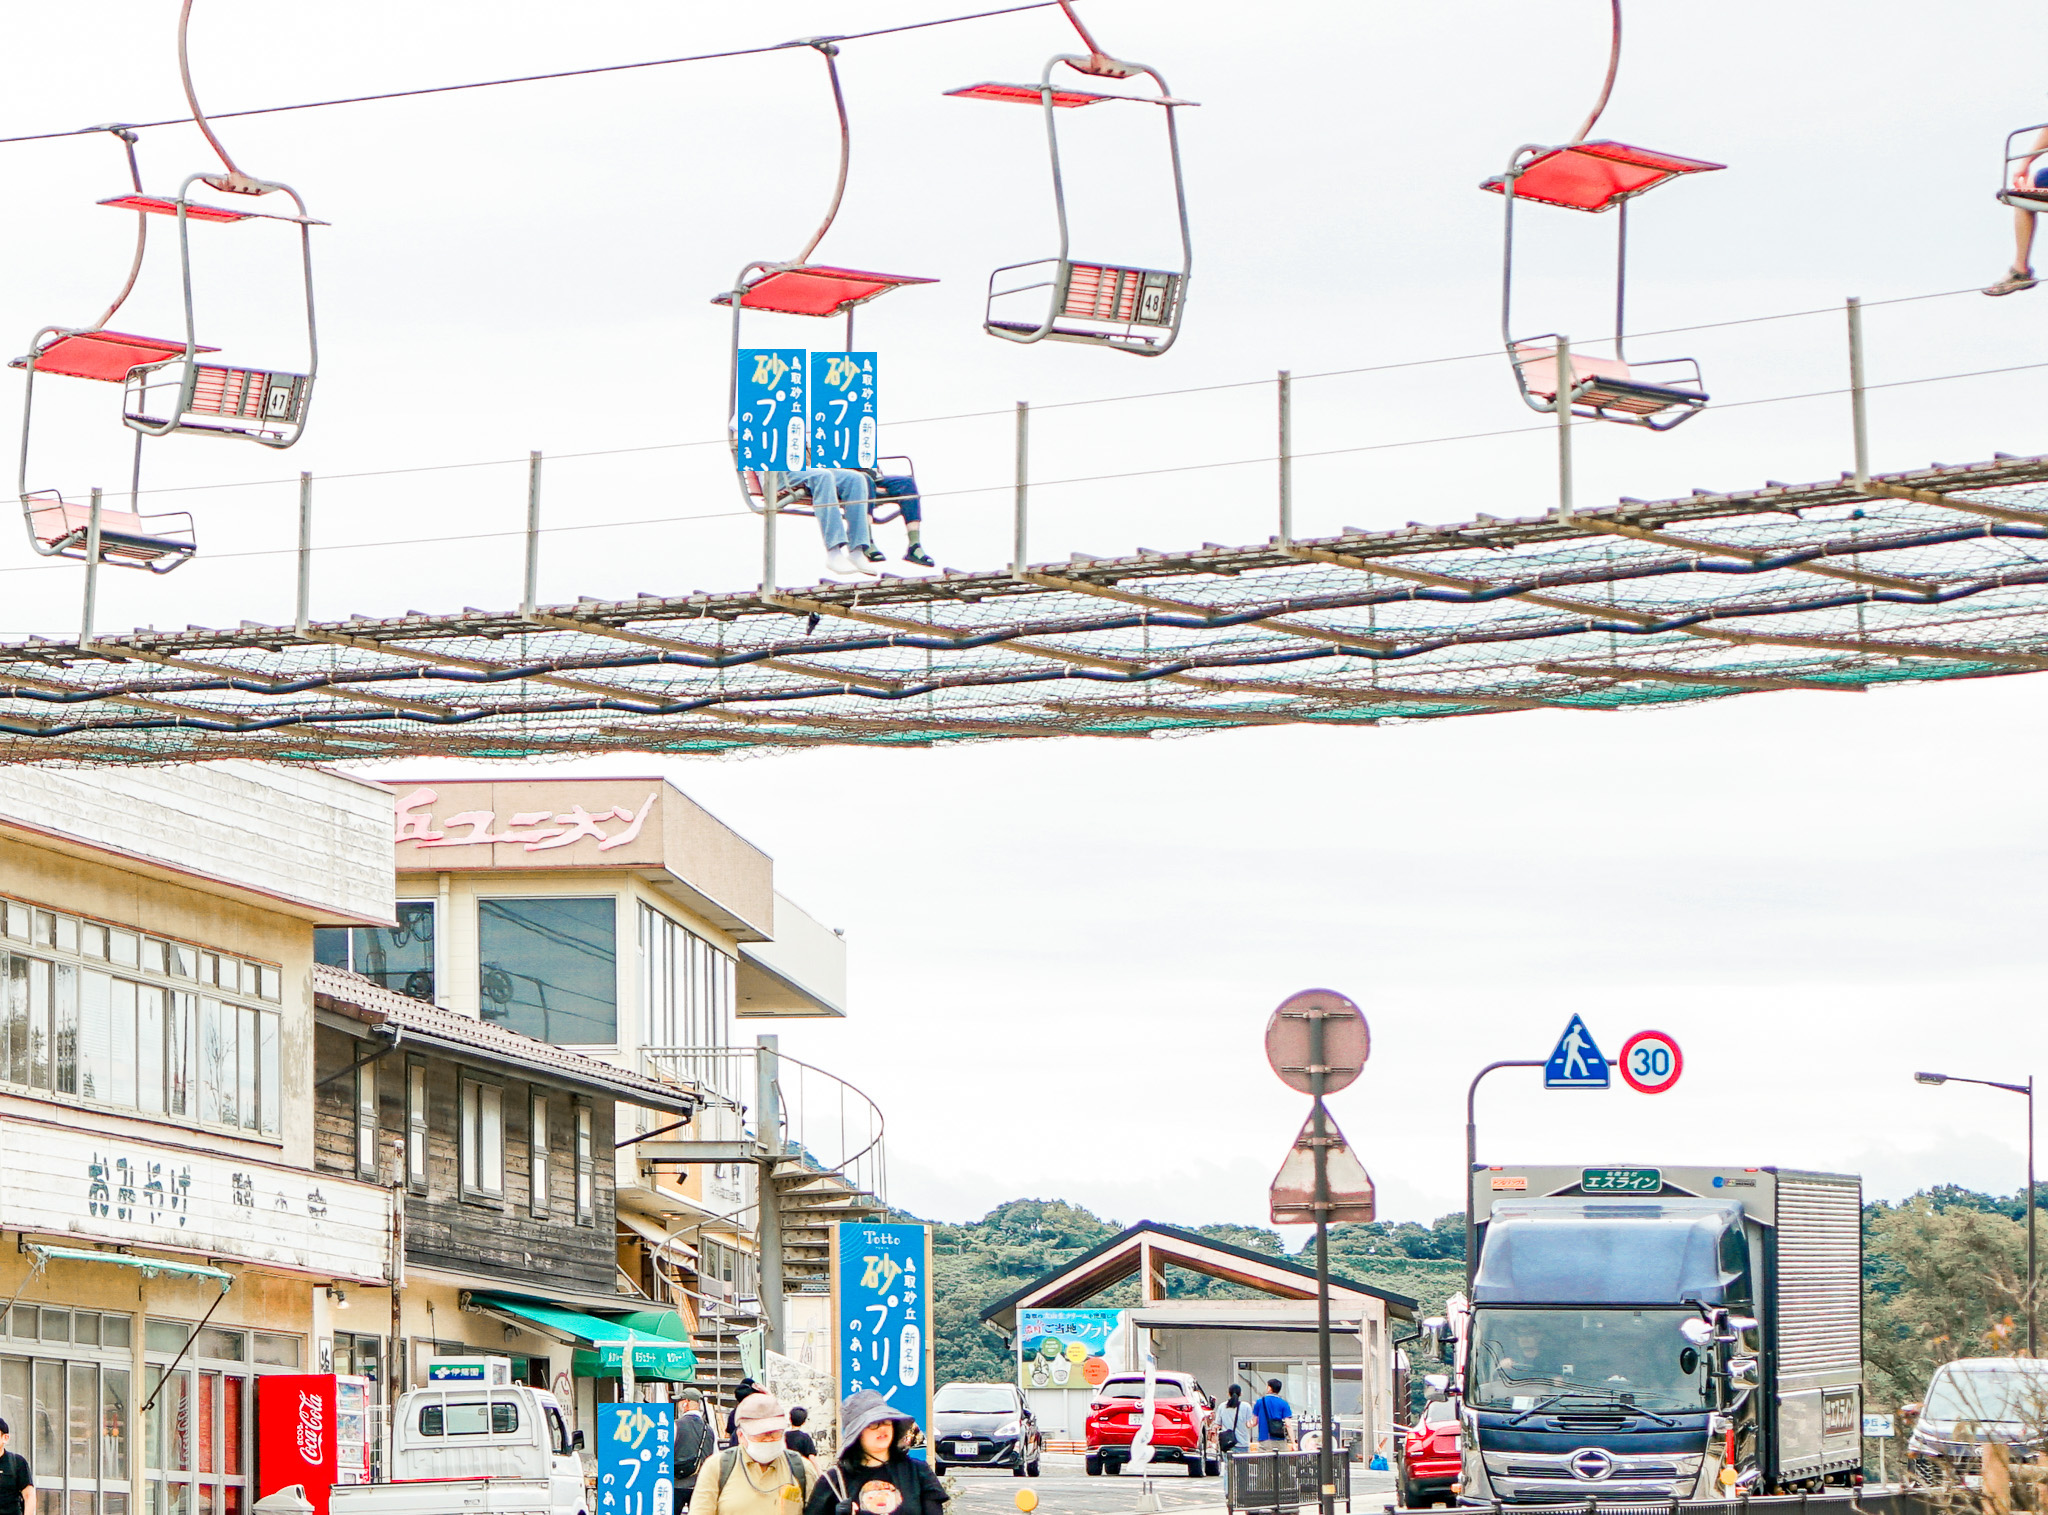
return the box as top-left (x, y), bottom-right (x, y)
top-left (354, 1050), bottom-right (381, 1182)
top-left (476, 894), bottom-right (620, 1049)
top-left (574, 1100), bottom-right (594, 1226)
top-left (406, 1059), bottom-right (429, 1193)
top-left (315, 902), bottom-right (438, 1005)
top-left (460, 1072), bottom-right (506, 1204)
top-left (528, 1090), bottom-right (551, 1219)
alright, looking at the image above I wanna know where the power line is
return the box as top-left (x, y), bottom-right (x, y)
top-left (0, 2), bottom-right (1065, 147)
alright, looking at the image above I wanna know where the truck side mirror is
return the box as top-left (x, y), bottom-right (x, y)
top-left (572, 1429), bottom-right (586, 1449)
top-left (1679, 1318), bottom-right (1715, 1347)
top-left (1900, 1403), bottom-right (1923, 1423)
top-left (1725, 1357), bottom-right (1760, 1389)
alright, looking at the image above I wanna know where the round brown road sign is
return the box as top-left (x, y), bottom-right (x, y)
top-left (1263, 988), bottom-right (1370, 1094)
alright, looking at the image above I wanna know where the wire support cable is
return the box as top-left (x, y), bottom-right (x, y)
top-left (0, 3), bottom-right (1068, 147)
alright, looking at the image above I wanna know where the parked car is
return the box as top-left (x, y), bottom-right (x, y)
top-left (1396, 1395), bottom-right (1462, 1508)
top-left (329, 1383), bottom-right (585, 1515)
top-left (1085, 1372), bottom-right (1219, 1478)
top-left (931, 1382), bottom-right (1043, 1476)
top-left (1906, 1357), bottom-right (2048, 1485)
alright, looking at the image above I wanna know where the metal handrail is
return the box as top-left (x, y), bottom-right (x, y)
top-left (641, 1044), bottom-right (887, 1206)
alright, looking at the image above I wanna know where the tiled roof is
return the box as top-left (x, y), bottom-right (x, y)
top-left (314, 963), bottom-right (698, 1116)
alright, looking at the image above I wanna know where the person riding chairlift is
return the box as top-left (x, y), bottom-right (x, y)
top-left (786, 465), bottom-right (932, 578)
top-left (1989, 125), bottom-right (2048, 295)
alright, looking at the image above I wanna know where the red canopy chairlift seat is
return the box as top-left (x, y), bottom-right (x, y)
top-left (949, 50), bottom-right (1193, 358)
top-left (1489, 139), bottom-right (1723, 431)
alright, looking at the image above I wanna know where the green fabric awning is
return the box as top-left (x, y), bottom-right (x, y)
top-left (472, 1294), bottom-right (697, 1382)
top-left (27, 1245), bottom-right (232, 1289)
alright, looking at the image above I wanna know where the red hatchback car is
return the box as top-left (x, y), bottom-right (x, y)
top-left (1085, 1372), bottom-right (1220, 1478)
top-left (1397, 1397), bottom-right (1462, 1508)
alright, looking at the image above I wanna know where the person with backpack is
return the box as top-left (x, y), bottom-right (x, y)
top-left (689, 1393), bottom-right (817, 1515)
top-left (1215, 1384), bottom-right (1254, 1457)
top-left (675, 1392), bottom-right (716, 1503)
top-left (803, 1390), bottom-right (946, 1515)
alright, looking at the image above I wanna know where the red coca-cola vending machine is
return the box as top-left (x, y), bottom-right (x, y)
top-left (256, 1375), bottom-right (340, 1515)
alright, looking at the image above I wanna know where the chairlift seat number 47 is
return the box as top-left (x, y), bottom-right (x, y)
top-left (1484, 2), bottom-right (1723, 431)
top-left (948, 2), bottom-right (1194, 357)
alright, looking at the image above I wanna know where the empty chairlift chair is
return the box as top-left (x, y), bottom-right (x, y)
top-left (948, 3), bottom-right (1194, 356)
top-left (1487, 140), bottom-right (1722, 431)
top-left (1482, 0), bottom-right (1722, 430)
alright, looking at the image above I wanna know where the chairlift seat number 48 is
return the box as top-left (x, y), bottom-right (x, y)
top-left (948, 2), bottom-right (1194, 357)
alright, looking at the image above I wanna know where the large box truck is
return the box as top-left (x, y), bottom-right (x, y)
top-left (1447, 1164), bottom-right (1862, 1504)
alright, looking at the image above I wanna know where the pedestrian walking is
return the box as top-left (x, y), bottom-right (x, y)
top-left (675, 1392), bottom-right (716, 1503)
top-left (804, 1390), bottom-right (946, 1515)
top-left (0, 1419), bottom-right (34, 1515)
top-left (724, 1378), bottom-right (761, 1446)
top-left (690, 1393), bottom-right (818, 1515)
top-left (1216, 1384), bottom-right (1254, 1456)
top-left (784, 1405), bottom-right (818, 1460)
top-left (1251, 1379), bottom-right (1294, 1451)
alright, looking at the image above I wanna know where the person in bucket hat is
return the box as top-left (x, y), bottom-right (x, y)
top-left (690, 1393), bottom-right (817, 1515)
top-left (803, 1391), bottom-right (946, 1515)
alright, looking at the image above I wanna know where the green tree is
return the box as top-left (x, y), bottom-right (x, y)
top-left (1863, 1193), bottom-right (2028, 1411)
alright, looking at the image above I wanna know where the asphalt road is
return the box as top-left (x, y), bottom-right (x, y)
top-left (942, 1453), bottom-right (1400, 1515)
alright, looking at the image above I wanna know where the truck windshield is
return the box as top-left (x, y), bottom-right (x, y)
top-left (1467, 1308), bottom-right (1710, 1413)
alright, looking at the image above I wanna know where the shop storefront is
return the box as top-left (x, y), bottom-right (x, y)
top-left (0, 763), bottom-right (399, 1515)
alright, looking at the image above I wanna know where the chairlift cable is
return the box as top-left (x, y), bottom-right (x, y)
top-left (176, 0), bottom-right (252, 191)
top-left (1567, 0), bottom-right (1622, 147)
top-left (0, 2), bottom-right (1069, 149)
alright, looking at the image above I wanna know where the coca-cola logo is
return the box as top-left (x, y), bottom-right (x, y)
top-left (296, 1389), bottom-right (326, 1463)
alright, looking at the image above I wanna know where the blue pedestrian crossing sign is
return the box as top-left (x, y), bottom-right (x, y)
top-left (1545, 1014), bottom-right (1610, 1089)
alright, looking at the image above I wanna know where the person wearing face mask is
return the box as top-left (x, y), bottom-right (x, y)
top-left (804, 1391), bottom-right (945, 1515)
top-left (689, 1393), bottom-right (817, 1515)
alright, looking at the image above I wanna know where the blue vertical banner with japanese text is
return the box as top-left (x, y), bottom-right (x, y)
top-left (735, 349), bottom-right (807, 472)
top-left (808, 351), bottom-right (878, 469)
top-left (835, 1221), bottom-right (931, 1457)
top-left (598, 1402), bottom-right (674, 1515)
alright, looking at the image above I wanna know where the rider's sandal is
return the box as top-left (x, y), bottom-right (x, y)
top-left (1985, 266), bottom-right (2038, 296)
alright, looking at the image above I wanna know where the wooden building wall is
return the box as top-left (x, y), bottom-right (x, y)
top-left (314, 1024), bottom-right (618, 1296)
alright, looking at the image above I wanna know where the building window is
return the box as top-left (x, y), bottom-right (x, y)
top-left (0, 893), bottom-right (280, 1139)
top-left (461, 1076), bottom-right (504, 1200)
top-left (477, 898), bottom-right (616, 1046)
top-left (355, 1055), bottom-right (381, 1181)
top-left (574, 1102), bottom-right (594, 1225)
top-left (637, 903), bottom-right (737, 1094)
top-left (406, 1062), bottom-right (428, 1191)
top-left (315, 903), bottom-right (436, 1002)
top-left (529, 1093), bottom-right (550, 1218)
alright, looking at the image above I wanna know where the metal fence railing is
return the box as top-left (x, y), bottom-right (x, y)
top-left (641, 1044), bottom-right (886, 1206)
top-left (1226, 1450), bottom-right (1352, 1514)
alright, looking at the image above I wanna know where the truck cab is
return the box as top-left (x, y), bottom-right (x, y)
top-left (1451, 1166), bottom-right (1862, 1506)
top-left (331, 1384), bottom-right (588, 1515)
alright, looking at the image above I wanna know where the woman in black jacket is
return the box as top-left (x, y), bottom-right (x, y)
top-left (804, 1391), bottom-right (947, 1515)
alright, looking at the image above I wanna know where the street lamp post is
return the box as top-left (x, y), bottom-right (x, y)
top-left (1464, 1061), bottom-right (1545, 1293)
top-left (1915, 1070), bottom-right (2036, 1355)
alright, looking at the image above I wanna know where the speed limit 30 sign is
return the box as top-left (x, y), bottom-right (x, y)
top-left (1619, 1030), bottom-right (1683, 1094)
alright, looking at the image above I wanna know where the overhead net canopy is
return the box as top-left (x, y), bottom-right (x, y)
top-left (7, 453), bottom-right (2048, 764)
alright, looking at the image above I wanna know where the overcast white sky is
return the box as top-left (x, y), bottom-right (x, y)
top-left (5, 2), bottom-right (2048, 1236)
